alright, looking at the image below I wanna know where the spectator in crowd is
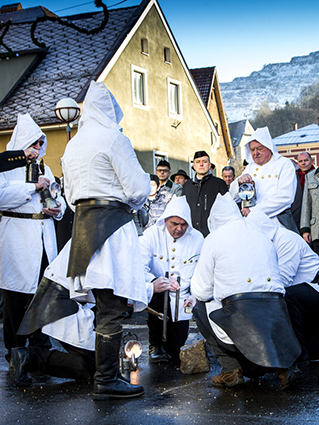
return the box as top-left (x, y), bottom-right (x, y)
top-left (156, 160), bottom-right (182, 197)
top-left (300, 166), bottom-right (319, 255)
top-left (182, 151), bottom-right (228, 237)
top-left (143, 174), bottom-right (171, 230)
top-left (170, 169), bottom-right (190, 187)
top-left (291, 152), bottom-right (315, 230)
top-left (222, 166), bottom-right (235, 188)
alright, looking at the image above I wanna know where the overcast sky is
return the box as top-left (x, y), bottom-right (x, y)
top-left (3, 0), bottom-right (319, 82)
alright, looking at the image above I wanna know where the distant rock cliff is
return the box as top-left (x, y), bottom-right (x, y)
top-left (220, 51), bottom-right (319, 122)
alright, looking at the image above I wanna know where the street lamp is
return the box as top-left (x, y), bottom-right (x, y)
top-left (54, 98), bottom-right (81, 142)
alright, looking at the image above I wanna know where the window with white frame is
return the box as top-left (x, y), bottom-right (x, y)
top-left (153, 151), bottom-right (168, 173)
top-left (167, 78), bottom-right (182, 119)
top-left (131, 65), bottom-right (148, 110)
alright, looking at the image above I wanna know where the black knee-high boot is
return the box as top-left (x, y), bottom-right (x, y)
top-left (93, 331), bottom-right (144, 400)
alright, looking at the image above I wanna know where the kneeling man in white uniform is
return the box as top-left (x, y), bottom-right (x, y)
top-left (139, 195), bottom-right (204, 363)
top-left (191, 193), bottom-right (301, 390)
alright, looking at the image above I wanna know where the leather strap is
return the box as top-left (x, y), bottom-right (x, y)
top-left (222, 291), bottom-right (283, 306)
top-left (0, 211), bottom-right (51, 219)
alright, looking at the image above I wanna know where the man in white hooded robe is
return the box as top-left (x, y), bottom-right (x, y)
top-left (247, 208), bottom-right (319, 366)
top-left (139, 195), bottom-right (204, 363)
top-left (191, 193), bottom-right (301, 390)
top-left (229, 126), bottom-right (298, 232)
top-left (0, 113), bottom-right (65, 363)
top-left (61, 81), bottom-right (151, 400)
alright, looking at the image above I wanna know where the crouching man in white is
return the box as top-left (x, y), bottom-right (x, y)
top-left (139, 195), bottom-right (204, 363)
top-left (191, 193), bottom-right (301, 390)
top-left (13, 239), bottom-right (96, 386)
top-left (247, 208), bottom-right (319, 367)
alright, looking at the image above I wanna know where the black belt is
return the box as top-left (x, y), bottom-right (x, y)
top-left (74, 199), bottom-right (131, 213)
top-left (222, 292), bottom-right (283, 307)
top-left (0, 211), bottom-right (51, 219)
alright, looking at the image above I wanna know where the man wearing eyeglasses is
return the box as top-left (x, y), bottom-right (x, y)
top-left (156, 160), bottom-right (182, 198)
top-left (0, 113), bottom-right (65, 367)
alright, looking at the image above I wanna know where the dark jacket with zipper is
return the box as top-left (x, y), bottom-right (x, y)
top-left (182, 173), bottom-right (228, 237)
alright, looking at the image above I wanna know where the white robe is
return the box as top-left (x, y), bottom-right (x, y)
top-left (139, 195), bottom-right (204, 321)
top-left (42, 240), bottom-right (95, 351)
top-left (230, 126), bottom-right (296, 222)
top-left (191, 192), bottom-right (285, 344)
top-left (247, 209), bottom-right (319, 292)
top-left (61, 81), bottom-right (151, 311)
top-left (0, 114), bottom-right (65, 294)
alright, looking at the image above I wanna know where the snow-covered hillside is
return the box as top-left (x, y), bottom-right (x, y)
top-left (220, 51), bottom-right (319, 123)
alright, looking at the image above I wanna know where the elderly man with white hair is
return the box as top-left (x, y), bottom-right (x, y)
top-left (139, 195), bottom-right (204, 363)
top-left (191, 193), bottom-right (301, 390)
top-left (230, 126), bottom-right (298, 232)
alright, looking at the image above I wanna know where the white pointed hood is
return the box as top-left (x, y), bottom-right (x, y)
top-left (6, 113), bottom-right (47, 159)
top-left (78, 81), bottom-right (123, 131)
top-left (246, 208), bottom-right (278, 241)
top-left (156, 195), bottom-right (193, 235)
top-left (208, 192), bottom-right (242, 233)
top-left (244, 126), bottom-right (280, 163)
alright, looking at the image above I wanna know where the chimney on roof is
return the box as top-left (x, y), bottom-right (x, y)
top-left (292, 123), bottom-right (298, 131)
top-left (317, 117), bottom-right (319, 126)
top-left (0, 3), bottom-right (22, 13)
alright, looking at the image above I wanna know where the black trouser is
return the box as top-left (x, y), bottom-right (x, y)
top-left (193, 301), bottom-right (265, 377)
top-left (27, 341), bottom-right (95, 380)
top-left (92, 289), bottom-right (127, 336)
top-left (285, 283), bottom-right (319, 361)
top-left (92, 289), bottom-right (128, 384)
top-left (148, 292), bottom-right (189, 359)
top-left (2, 246), bottom-right (51, 359)
top-left (312, 240), bottom-right (319, 256)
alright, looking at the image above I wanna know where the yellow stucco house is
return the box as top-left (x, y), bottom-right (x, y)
top-left (0, 0), bottom-right (232, 177)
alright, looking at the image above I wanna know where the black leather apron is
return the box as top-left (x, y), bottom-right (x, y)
top-left (209, 292), bottom-right (301, 368)
top-left (18, 277), bottom-right (79, 336)
top-left (67, 199), bottom-right (132, 277)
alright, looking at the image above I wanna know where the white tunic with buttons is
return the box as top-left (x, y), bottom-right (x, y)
top-left (230, 126), bottom-right (296, 222)
top-left (139, 195), bottom-right (204, 321)
top-left (0, 113), bottom-right (65, 294)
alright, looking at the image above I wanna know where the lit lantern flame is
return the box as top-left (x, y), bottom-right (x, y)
top-left (124, 340), bottom-right (142, 359)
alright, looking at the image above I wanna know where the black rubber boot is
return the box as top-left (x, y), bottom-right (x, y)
top-left (10, 347), bottom-right (32, 386)
top-left (93, 332), bottom-right (144, 400)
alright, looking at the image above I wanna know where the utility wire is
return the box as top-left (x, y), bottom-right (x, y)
top-left (54, 0), bottom-right (129, 14)
top-left (54, 1), bottom-right (94, 13)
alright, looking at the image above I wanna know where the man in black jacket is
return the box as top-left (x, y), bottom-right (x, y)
top-left (182, 151), bottom-right (228, 237)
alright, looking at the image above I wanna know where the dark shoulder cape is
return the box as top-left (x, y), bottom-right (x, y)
top-left (209, 292), bottom-right (301, 368)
